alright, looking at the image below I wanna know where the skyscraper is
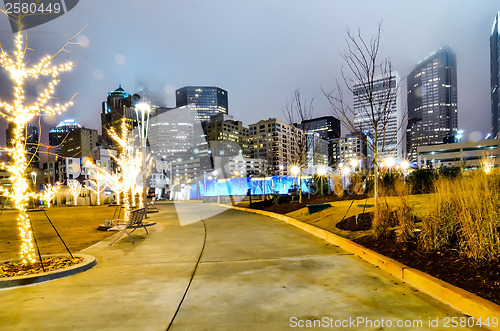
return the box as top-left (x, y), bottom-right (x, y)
top-left (407, 46), bottom-right (458, 160)
top-left (298, 116), bottom-right (341, 165)
top-left (49, 119), bottom-right (81, 159)
top-left (60, 128), bottom-right (98, 159)
top-left (176, 86), bottom-right (228, 123)
top-left (353, 72), bottom-right (403, 159)
top-left (491, 12), bottom-right (500, 137)
top-left (249, 118), bottom-right (304, 175)
top-left (206, 113), bottom-right (250, 158)
top-left (101, 85), bottom-right (140, 149)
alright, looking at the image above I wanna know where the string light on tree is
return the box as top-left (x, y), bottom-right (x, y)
top-left (41, 182), bottom-right (61, 208)
top-left (0, 30), bottom-right (78, 265)
top-left (104, 171), bottom-right (124, 205)
top-left (85, 164), bottom-right (107, 206)
top-left (68, 180), bottom-right (82, 206)
top-left (107, 118), bottom-right (143, 224)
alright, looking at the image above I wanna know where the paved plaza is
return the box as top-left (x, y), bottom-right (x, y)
top-left (0, 202), bottom-right (484, 330)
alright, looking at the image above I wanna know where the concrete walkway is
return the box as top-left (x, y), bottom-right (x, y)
top-left (0, 202), bottom-right (484, 330)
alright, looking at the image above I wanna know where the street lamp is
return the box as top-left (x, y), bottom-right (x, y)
top-left (135, 102), bottom-right (152, 215)
top-left (85, 161), bottom-right (92, 205)
top-left (316, 165), bottom-right (327, 195)
top-left (30, 171), bottom-right (37, 187)
top-left (291, 165), bottom-right (301, 202)
top-left (385, 157), bottom-right (395, 169)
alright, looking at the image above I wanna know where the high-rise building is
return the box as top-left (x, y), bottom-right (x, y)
top-left (6, 123), bottom-right (39, 168)
top-left (148, 106), bottom-right (206, 162)
top-left (249, 118), bottom-right (304, 175)
top-left (101, 85), bottom-right (140, 149)
top-left (298, 116), bottom-right (341, 165)
top-left (331, 133), bottom-right (369, 169)
top-left (206, 113), bottom-right (250, 158)
top-left (305, 132), bottom-right (329, 167)
top-left (491, 12), bottom-right (500, 137)
top-left (407, 46), bottom-right (458, 160)
top-left (49, 119), bottom-right (81, 159)
top-left (148, 106), bottom-right (211, 184)
top-left (176, 86), bottom-right (228, 123)
top-left (60, 127), bottom-right (98, 158)
top-left (353, 72), bottom-right (403, 160)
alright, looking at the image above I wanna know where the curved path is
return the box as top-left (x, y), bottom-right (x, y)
top-left (0, 202), bottom-right (484, 330)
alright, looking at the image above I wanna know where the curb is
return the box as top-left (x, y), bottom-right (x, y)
top-left (223, 204), bottom-right (500, 331)
top-left (0, 254), bottom-right (97, 289)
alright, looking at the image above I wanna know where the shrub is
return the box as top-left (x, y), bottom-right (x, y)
top-left (379, 171), bottom-right (400, 196)
top-left (438, 166), bottom-right (462, 179)
top-left (372, 199), bottom-right (391, 238)
top-left (420, 171), bottom-right (500, 261)
top-left (405, 169), bottom-right (437, 194)
top-left (394, 179), bottom-right (415, 242)
top-left (419, 201), bottom-right (456, 251)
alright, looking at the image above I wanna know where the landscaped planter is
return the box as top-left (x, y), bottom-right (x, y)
top-left (0, 254), bottom-right (96, 288)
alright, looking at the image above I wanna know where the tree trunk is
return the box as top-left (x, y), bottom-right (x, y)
top-left (12, 122), bottom-right (37, 264)
top-left (374, 132), bottom-right (379, 207)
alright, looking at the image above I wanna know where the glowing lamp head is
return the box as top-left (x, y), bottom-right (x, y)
top-left (291, 166), bottom-right (300, 175)
top-left (385, 157), bottom-right (395, 168)
top-left (316, 166), bottom-right (327, 176)
top-left (349, 159), bottom-right (359, 168)
top-left (400, 160), bottom-right (410, 170)
top-left (135, 102), bottom-right (151, 114)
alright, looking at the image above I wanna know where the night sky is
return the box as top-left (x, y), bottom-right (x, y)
top-left (0, 0), bottom-right (498, 148)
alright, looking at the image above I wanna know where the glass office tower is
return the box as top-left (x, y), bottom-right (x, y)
top-left (176, 86), bottom-right (228, 123)
top-left (407, 46), bottom-right (458, 161)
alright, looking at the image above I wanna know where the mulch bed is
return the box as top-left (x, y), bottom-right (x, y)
top-left (336, 212), bottom-right (373, 231)
top-left (0, 256), bottom-right (84, 278)
top-left (250, 193), bottom-right (368, 214)
top-left (355, 232), bottom-right (500, 306)
top-left (336, 211), bottom-right (401, 231)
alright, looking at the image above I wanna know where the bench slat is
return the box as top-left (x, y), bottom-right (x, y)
top-left (109, 207), bottom-right (156, 246)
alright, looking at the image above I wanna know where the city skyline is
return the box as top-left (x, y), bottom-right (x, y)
top-left (0, 1), bottom-right (498, 148)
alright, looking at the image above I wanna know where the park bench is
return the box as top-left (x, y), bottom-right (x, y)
top-left (108, 207), bottom-right (157, 246)
top-left (147, 197), bottom-right (159, 213)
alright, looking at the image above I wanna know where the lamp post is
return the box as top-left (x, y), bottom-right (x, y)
top-left (291, 165), bottom-right (301, 202)
top-left (85, 161), bottom-right (92, 205)
top-left (316, 165), bottom-right (327, 195)
top-left (135, 102), bottom-right (151, 216)
top-left (30, 171), bottom-right (37, 187)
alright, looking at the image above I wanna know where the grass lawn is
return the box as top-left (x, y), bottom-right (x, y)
top-left (285, 194), bottom-right (433, 240)
top-left (0, 205), bottom-right (119, 261)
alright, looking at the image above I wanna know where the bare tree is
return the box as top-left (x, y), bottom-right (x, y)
top-left (284, 89), bottom-right (314, 203)
top-left (323, 22), bottom-right (403, 206)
